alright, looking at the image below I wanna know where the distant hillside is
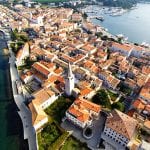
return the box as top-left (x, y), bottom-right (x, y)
top-left (97, 0), bottom-right (150, 9)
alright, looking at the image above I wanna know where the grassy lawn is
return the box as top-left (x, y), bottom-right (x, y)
top-left (92, 89), bottom-right (111, 109)
top-left (38, 96), bottom-right (75, 149)
top-left (92, 89), bottom-right (125, 112)
top-left (61, 136), bottom-right (89, 150)
top-left (45, 96), bottom-right (73, 123)
top-left (38, 122), bottom-right (62, 150)
top-left (107, 90), bottom-right (119, 102)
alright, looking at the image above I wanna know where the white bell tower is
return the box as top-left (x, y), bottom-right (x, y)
top-left (65, 62), bottom-right (74, 96)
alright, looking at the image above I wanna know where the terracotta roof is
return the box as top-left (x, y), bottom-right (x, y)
top-left (140, 79), bottom-right (150, 101)
top-left (54, 67), bottom-right (63, 75)
top-left (84, 60), bottom-right (95, 69)
top-left (60, 54), bottom-right (76, 63)
top-left (68, 106), bottom-right (90, 122)
top-left (80, 88), bottom-right (93, 96)
top-left (40, 61), bottom-right (55, 70)
top-left (75, 99), bottom-right (101, 113)
top-left (134, 45), bottom-right (145, 51)
top-left (68, 98), bottom-right (101, 123)
top-left (106, 110), bottom-right (137, 139)
top-left (81, 44), bottom-right (96, 52)
top-left (142, 66), bottom-right (150, 75)
top-left (127, 109), bottom-right (136, 117)
top-left (29, 102), bottom-right (48, 127)
top-left (33, 88), bottom-right (55, 106)
top-left (46, 75), bottom-right (64, 84)
top-left (77, 80), bottom-right (91, 89)
top-left (112, 42), bottom-right (134, 52)
top-left (133, 99), bottom-right (145, 110)
top-left (107, 75), bottom-right (120, 89)
top-left (97, 51), bottom-right (107, 58)
top-left (32, 62), bottom-right (50, 77)
top-left (144, 120), bottom-right (150, 129)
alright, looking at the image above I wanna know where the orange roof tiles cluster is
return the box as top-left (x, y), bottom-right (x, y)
top-left (68, 98), bottom-right (101, 123)
top-left (106, 110), bottom-right (137, 139)
top-left (142, 66), bottom-right (150, 75)
top-left (81, 44), bottom-right (96, 52)
top-left (112, 42), bottom-right (134, 52)
top-left (75, 99), bottom-right (101, 113)
top-left (32, 62), bottom-right (50, 77)
top-left (133, 99), bottom-right (146, 110)
top-left (54, 67), bottom-right (63, 75)
top-left (84, 60), bottom-right (95, 69)
top-left (107, 75), bottom-right (120, 89)
top-left (144, 120), bottom-right (150, 129)
top-left (79, 88), bottom-right (93, 97)
top-left (33, 88), bottom-right (55, 106)
top-left (29, 102), bottom-right (48, 127)
top-left (140, 78), bottom-right (150, 101)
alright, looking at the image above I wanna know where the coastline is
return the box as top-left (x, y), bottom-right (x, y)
top-left (82, 3), bottom-right (150, 45)
top-left (2, 28), bottom-right (38, 150)
top-left (0, 3), bottom-right (149, 150)
top-left (0, 31), bottom-right (23, 150)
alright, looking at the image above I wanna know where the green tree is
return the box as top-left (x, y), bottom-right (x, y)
top-left (92, 89), bottom-right (111, 109)
top-left (112, 101), bottom-right (125, 112)
top-left (95, 32), bottom-right (103, 38)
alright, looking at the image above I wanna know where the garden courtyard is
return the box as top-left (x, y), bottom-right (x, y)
top-left (37, 96), bottom-right (89, 150)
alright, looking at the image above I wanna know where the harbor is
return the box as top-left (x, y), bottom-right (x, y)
top-left (82, 3), bottom-right (150, 44)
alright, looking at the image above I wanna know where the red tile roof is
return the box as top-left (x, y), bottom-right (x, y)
top-left (106, 110), bottom-right (137, 139)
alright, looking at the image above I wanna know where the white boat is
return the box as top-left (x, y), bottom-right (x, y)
top-left (116, 34), bottom-right (124, 38)
top-left (124, 37), bottom-right (128, 41)
top-left (96, 16), bottom-right (104, 21)
top-left (141, 42), bottom-right (150, 47)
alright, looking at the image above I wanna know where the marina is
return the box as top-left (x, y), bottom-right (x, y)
top-left (82, 3), bottom-right (150, 44)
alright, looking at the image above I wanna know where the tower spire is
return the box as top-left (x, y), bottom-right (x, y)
top-left (65, 62), bottom-right (74, 96)
top-left (67, 62), bottom-right (73, 77)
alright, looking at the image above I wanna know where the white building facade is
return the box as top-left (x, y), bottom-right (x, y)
top-left (65, 63), bottom-right (75, 96)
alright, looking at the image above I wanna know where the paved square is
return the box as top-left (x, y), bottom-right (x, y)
top-left (61, 113), bottom-right (106, 150)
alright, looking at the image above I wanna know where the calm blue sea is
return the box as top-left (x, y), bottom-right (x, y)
top-left (89, 3), bottom-right (150, 44)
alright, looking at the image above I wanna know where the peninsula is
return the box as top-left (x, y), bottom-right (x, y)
top-left (0, 2), bottom-right (150, 150)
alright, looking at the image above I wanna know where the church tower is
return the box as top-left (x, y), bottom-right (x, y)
top-left (65, 63), bottom-right (74, 96)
